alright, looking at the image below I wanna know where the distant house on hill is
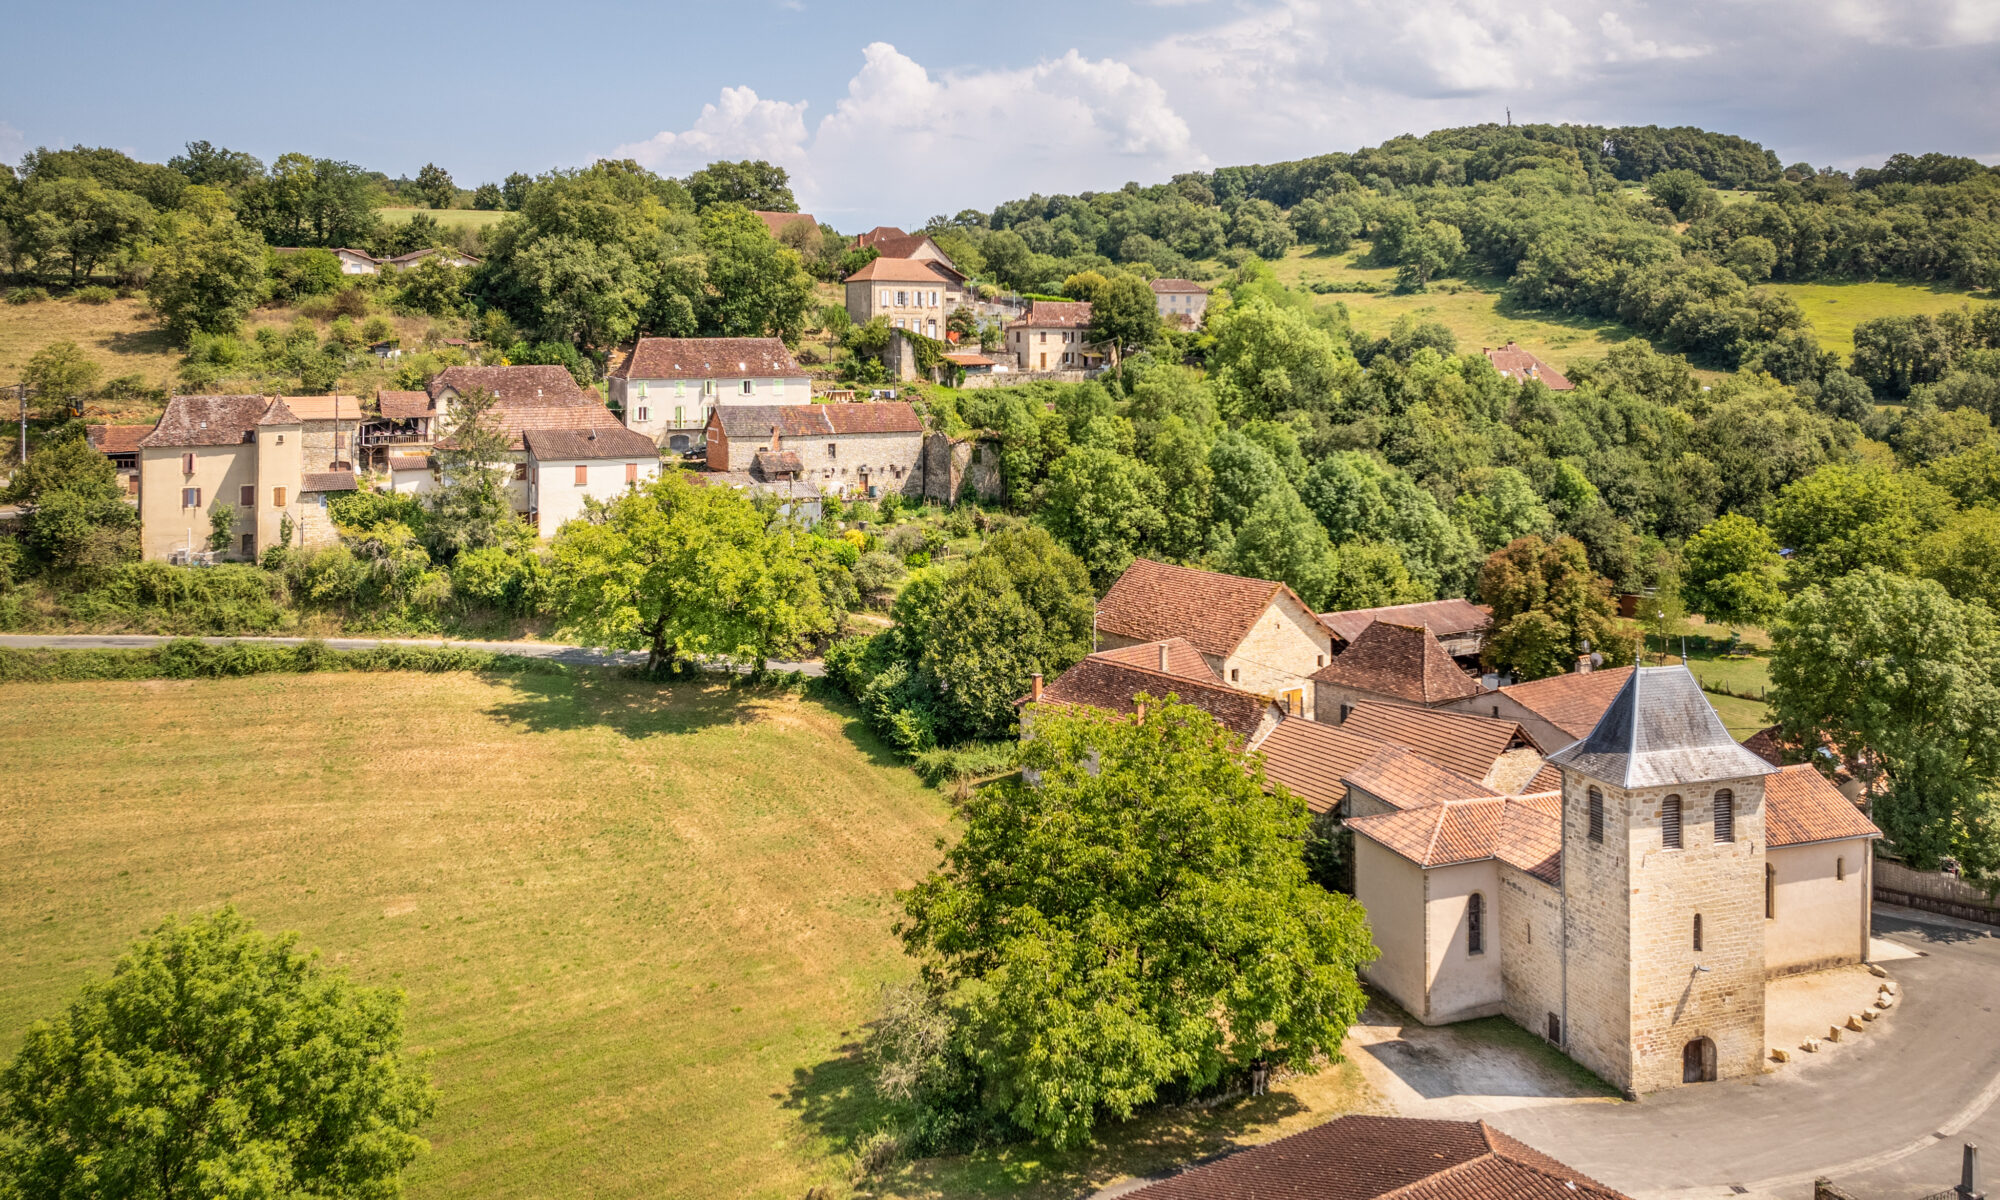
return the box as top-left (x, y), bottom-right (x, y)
top-left (1483, 341), bottom-right (1573, 390)
top-left (1006, 300), bottom-right (1103, 372)
top-left (1322, 597), bottom-right (1491, 659)
top-left (842, 257), bottom-right (955, 338)
top-left (1149, 278), bottom-right (1210, 327)
top-left (381, 247), bottom-right (479, 270)
top-left (330, 248), bottom-right (380, 274)
top-left (703, 402), bottom-right (924, 500)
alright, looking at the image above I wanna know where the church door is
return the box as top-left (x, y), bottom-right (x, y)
top-left (1682, 1037), bottom-right (1716, 1083)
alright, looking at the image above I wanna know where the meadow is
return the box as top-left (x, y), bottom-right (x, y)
top-left (378, 205), bottom-right (510, 231)
top-left (1761, 280), bottom-right (1995, 357)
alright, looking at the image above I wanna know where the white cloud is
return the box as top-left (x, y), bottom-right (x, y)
top-left (0, 121), bottom-right (26, 169)
top-left (613, 86), bottom-right (811, 179)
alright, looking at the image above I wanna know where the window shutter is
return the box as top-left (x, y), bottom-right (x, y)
top-left (240, 484), bottom-right (255, 506)
top-left (1662, 795), bottom-right (1683, 849)
top-left (574, 464), bottom-right (588, 486)
top-left (273, 486), bottom-right (286, 508)
top-left (182, 452), bottom-right (194, 474)
top-left (1713, 789), bottom-right (1734, 843)
top-left (1587, 787), bottom-right (1604, 843)
top-left (625, 462), bottom-right (637, 484)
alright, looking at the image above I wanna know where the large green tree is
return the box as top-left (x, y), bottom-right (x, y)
top-left (0, 427), bottom-right (138, 578)
top-left (145, 186), bottom-right (267, 344)
top-left (425, 388), bottom-right (523, 561)
top-left (685, 160), bottom-right (797, 212)
top-left (21, 342), bottom-right (100, 418)
top-left (1479, 534), bottom-right (1636, 679)
top-left (896, 697), bottom-right (1374, 1148)
top-left (13, 174), bottom-right (152, 285)
top-left (415, 162), bottom-right (455, 210)
top-left (1681, 512), bottom-right (1787, 630)
top-left (237, 153), bottom-right (379, 248)
top-left (1767, 463), bottom-right (1955, 590)
top-left (698, 205), bottom-right (814, 343)
top-left (1771, 568), bottom-right (2000, 877)
top-left (0, 908), bottom-right (435, 1200)
top-left (1035, 446), bottom-right (1165, 587)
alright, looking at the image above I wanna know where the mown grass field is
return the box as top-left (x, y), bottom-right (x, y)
top-left (0, 669), bottom-right (1382, 1198)
top-left (378, 205), bottom-right (509, 231)
top-left (1761, 280), bottom-right (1995, 357)
top-left (0, 295), bottom-right (181, 396)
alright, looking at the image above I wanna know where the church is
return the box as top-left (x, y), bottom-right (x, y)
top-left (1345, 666), bottom-right (1881, 1095)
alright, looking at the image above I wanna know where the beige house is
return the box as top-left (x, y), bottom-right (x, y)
top-left (1149, 278), bottom-right (1210, 327)
top-left (842, 257), bottom-right (954, 337)
top-left (703, 402), bottom-right (925, 500)
top-left (1345, 666), bottom-right (1880, 1096)
top-left (1094, 559), bottom-right (1333, 718)
top-left (852, 226), bottom-right (967, 300)
top-left (1006, 300), bottom-right (1104, 372)
top-left (608, 337), bottom-right (810, 453)
top-left (1312, 620), bottom-right (1482, 721)
top-left (522, 425), bottom-right (661, 539)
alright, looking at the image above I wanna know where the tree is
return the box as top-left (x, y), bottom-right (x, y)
top-left (166, 140), bottom-right (264, 190)
top-left (1394, 220), bottom-right (1464, 289)
top-left (1681, 513), bottom-right (1786, 631)
top-left (1921, 507), bottom-right (2000, 612)
top-left (395, 256), bottom-right (466, 317)
top-left (1771, 569), bottom-right (2000, 878)
top-left (1076, 273), bottom-right (1160, 365)
top-left (1479, 535), bottom-right (1636, 679)
top-left (471, 182), bottom-right (503, 210)
top-left (1206, 298), bottom-right (1355, 422)
top-left (1452, 466), bottom-right (1554, 552)
top-left (698, 206), bottom-right (813, 343)
top-left (144, 188), bottom-right (267, 344)
top-left (22, 341), bottom-right (100, 416)
top-left (237, 153), bottom-right (380, 249)
top-left (1144, 414), bottom-right (1215, 562)
top-left (207, 500), bottom-right (238, 554)
top-left (895, 697), bottom-right (1374, 1148)
top-left (548, 470), bottom-right (834, 673)
top-left (426, 387), bottom-right (521, 560)
top-left (0, 427), bottom-right (138, 578)
top-left (1647, 168), bottom-right (1714, 219)
top-left (1766, 464), bottom-right (1955, 590)
top-left (1035, 446), bottom-right (1165, 587)
top-left (501, 172), bottom-right (533, 210)
top-left (685, 160), bottom-right (796, 212)
top-left (416, 162), bottom-right (455, 209)
top-left (0, 908), bottom-right (435, 1199)
top-left (14, 175), bottom-right (152, 285)
top-left (1225, 487), bottom-right (1335, 608)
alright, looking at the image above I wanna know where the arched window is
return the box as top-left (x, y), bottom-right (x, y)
top-left (1714, 789), bottom-right (1735, 843)
top-left (1587, 787), bottom-right (1604, 843)
top-left (1662, 795), bottom-right (1683, 849)
top-left (1467, 893), bottom-right (1485, 955)
top-left (1693, 913), bottom-right (1703, 952)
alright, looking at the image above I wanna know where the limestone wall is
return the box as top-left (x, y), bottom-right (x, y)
top-left (1500, 865), bottom-right (1565, 1044)
top-left (1557, 770), bottom-right (1636, 1091)
top-left (1224, 594), bottom-right (1332, 717)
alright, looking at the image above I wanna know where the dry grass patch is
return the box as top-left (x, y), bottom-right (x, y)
top-left (0, 296), bottom-right (181, 402)
top-left (0, 670), bottom-right (953, 1200)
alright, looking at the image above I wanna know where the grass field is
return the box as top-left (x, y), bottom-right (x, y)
top-left (0, 669), bottom-right (1382, 1198)
top-left (1762, 280), bottom-right (1995, 357)
top-left (0, 296), bottom-right (181, 396)
top-left (379, 205), bottom-right (509, 231)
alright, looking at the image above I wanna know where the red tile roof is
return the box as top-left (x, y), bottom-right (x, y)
top-left (1312, 622), bottom-right (1480, 705)
top-left (1498, 667), bottom-right (1635, 741)
top-left (1149, 278), bottom-right (1210, 294)
top-left (301, 470), bottom-right (357, 493)
top-left (609, 337), bottom-right (803, 380)
top-left (1096, 559), bottom-right (1320, 661)
top-left (854, 225), bottom-right (909, 245)
top-left (1347, 793), bottom-right (1564, 883)
top-left (1484, 342), bottom-right (1574, 390)
top-left (1321, 598), bottom-right (1491, 645)
top-left (1344, 744), bottom-right (1500, 810)
top-left (750, 210), bottom-right (817, 238)
top-left (842, 256), bottom-right (955, 284)
top-left (430, 365), bottom-right (590, 408)
top-left (1522, 761), bottom-right (1565, 794)
top-left (1255, 717), bottom-right (1393, 814)
top-left (1007, 299), bottom-right (1093, 329)
top-left (376, 390), bottom-right (434, 420)
top-left (1031, 657), bottom-right (1276, 744)
top-left (278, 395), bottom-right (364, 422)
top-left (1339, 702), bottom-right (1541, 782)
top-left (139, 395), bottom-right (271, 448)
top-left (522, 424), bottom-right (659, 460)
top-left (386, 454), bottom-right (431, 472)
top-left (1125, 1115), bottom-right (1628, 1200)
top-left (752, 448), bottom-right (805, 477)
top-left (1765, 764), bottom-right (1881, 847)
top-left (86, 424), bottom-right (151, 454)
top-left (1091, 637), bottom-right (1222, 683)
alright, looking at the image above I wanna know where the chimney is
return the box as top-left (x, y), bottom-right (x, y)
top-left (1030, 673), bottom-right (1043, 701)
top-left (770, 424), bottom-right (781, 451)
top-left (1575, 655), bottom-right (1594, 675)
top-left (1960, 1144), bottom-right (1983, 1200)
top-left (1135, 700), bottom-right (1148, 723)
top-left (1158, 642), bottom-right (1170, 673)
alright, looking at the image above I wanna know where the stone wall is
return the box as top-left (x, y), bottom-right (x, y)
top-left (917, 433), bottom-right (1005, 506)
top-left (1558, 769), bottom-right (1636, 1092)
top-left (1499, 865), bottom-right (1566, 1045)
top-left (1226, 594), bottom-right (1332, 718)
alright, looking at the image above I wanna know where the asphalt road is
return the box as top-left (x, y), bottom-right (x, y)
top-left (1488, 907), bottom-right (2000, 1200)
top-left (0, 634), bottom-right (825, 675)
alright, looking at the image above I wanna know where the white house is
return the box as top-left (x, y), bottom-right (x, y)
top-left (332, 248), bottom-right (381, 274)
top-left (609, 338), bottom-right (810, 454)
top-left (522, 425), bottom-right (662, 539)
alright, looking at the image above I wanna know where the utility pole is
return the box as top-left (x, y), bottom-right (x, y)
top-left (17, 383), bottom-right (25, 467)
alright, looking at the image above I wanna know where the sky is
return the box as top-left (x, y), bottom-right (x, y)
top-left (5, 0), bottom-right (1999, 228)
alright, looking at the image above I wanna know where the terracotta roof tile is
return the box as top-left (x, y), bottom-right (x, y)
top-left (1255, 717), bottom-right (1393, 814)
top-left (825, 402), bottom-right (924, 434)
top-left (1766, 764), bottom-right (1881, 847)
top-left (301, 470), bottom-right (357, 493)
top-left (1347, 794), bottom-right (1563, 884)
top-left (842, 256), bottom-right (956, 284)
top-left (430, 365), bottom-right (590, 408)
top-left (278, 394), bottom-right (364, 422)
top-left (523, 424), bottom-right (659, 460)
top-left (710, 402), bottom-right (923, 439)
top-left (376, 390), bottom-right (434, 419)
top-left (609, 337), bottom-right (803, 380)
top-left (750, 210), bottom-right (817, 237)
top-left (1090, 638), bottom-right (1222, 683)
top-left (1498, 666), bottom-right (1635, 742)
top-left (1312, 622), bottom-right (1479, 704)
top-left (386, 454), bottom-right (431, 472)
top-left (1343, 744), bottom-right (1500, 810)
top-left (1321, 598), bottom-right (1491, 645)
top-left (1126, 1115), bottom-right (1628, 1200)
top-left (1522, 761), bottom-right (1565, 794)
top-left (753, 449), bottom-right (805, 477)
top-left (1097, 559), bottom-right (1317, 661)
top-left (86, 424), bottom-right (151, 454)
top-left (1484, 342), bottom-right (1574, 391)
top-left (1030, 657), bottom-right (1276, 744)
top-left (139, 395), bottom-right (271, 448)
top-left (1006, 299), bottom-right (1093, 329)
top-left (1149, 278), bottom-right (1210, 294)
top-left (1339, 703), bottom-right (1543, 783)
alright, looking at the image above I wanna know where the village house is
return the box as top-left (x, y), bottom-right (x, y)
top-left (1484, 341), bottom-right (1574, 390)
top-left (608, 337), bottom-right (810, 453)
top-left (331, 248), bottom-right (380, 274)
top-left (1121, 1114), bottom-right (1630, 1200)
top-left (424, 365), bottom-right (627, 514)
top-left (1005, 299), bottom-right (1104, 372)
top-left (522, 425), bottom-right (662, 539)
top-left (1094, 559), bottom-right (1334, 718)
top-left (1443, 664), bottom-right (1634, 754)
top-left (360, 389), bottom-right (438, 471)
top-left (853, 226), bottom-right (967, 294)
top-left (1148, 278), bottom-right (1210, 327)
top-left (703, 401), bottom-right (925, 499)
top-left (1020, 642), bottom-right (1285, 749)
top-left (1312, 620), bottom-right (1482, 720)
top-left (1322, 597), bottom-right (1491, 661)
top-left (1339, 702), bottom-right (1550, 793)
top-left (380, 247), bottom-right (480, 270)
top-left (1344, 665), bottom-right (1880, 1095)
top-left (842, 257), bottom-right (954, 338)
top-left (751, 210), bottom-right (818, 239)
top-left (86, 424), bottom-right (150, 500)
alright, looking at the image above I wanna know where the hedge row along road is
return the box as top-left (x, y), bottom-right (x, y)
top-left (0, 635), bottom-right (825, 675)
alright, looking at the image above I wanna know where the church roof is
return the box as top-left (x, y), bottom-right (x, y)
top-left (1543, 666), bottom-right (1777, 789)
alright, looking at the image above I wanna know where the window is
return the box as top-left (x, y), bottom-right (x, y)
top-left (1339, 703), bottom-right (1351, 722)
top-left (879, 288), bottom-right (889, 307)
top-left (741, 379), bottom-right (753, 395)
top-left (1316, 654), bottom-right (1325, 667)
top-left (1837, 856), bottom-right (1846, 881)
top-left (674, 406), bottom-right (685, 426)
top-left (239, 484), bottom-right (255, 506)
top-left (896, 290), bottom-right (908, 306)
top-left (1714, 789), bottom-right (1734, 843)
top-left (181, 487), bottom-right (201, 508)
top-left (929, 290), bottom-right (938, 306)
top-left (675, 379), bottom-right (686, 396)
top-left (826, 442), bottom-right (837, 458)
top-left (703, 379), bottom-right (717, 396)
top-left (240, 533), bottom-right (255, 558)
top-left (1492, 705), bottom-right (1501, 718)
top-left (1467, 893), bottom-right (1484, 955)
top-left (773, 377), bottom-right (784, 396)
top-left (636, 406), bottom-right (649, 422)
top-left (1229, 668), bottom-right (1239, 682)
top-left (275, 434), bottom-right (284, 445)
top-left (574, 464), bottom-right (588, 486)
top-left (1693, 913), bottom-right (1703, 952)
top-left (1587, 787), bottom-right (1604, 843)
top-left (1039, 331), bottom-right (1047, 343)
top-left (272, 486), bottom-right (286, 507)
top-left (625, 462), bottom-right (638, 484)
top-left (513, 462), bottom-right (527, 481)
top-left (181, 453), bottom-right (195, 474)
top-left (1662, 795), bottom-right (1683, 849)
top-left (1547, 1013), bottom-right (1561, 1043)
top-left (1765, 864), bottom-right (1776, 918)
top-left (126, 475), bottom-right (139, 496)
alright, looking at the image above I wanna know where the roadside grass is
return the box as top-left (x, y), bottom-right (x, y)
top-left (0, 670), bottom-right (953, 1200)
top-left (0, 295), bottom-right (181, 400)
top-left (378, 205), bottom-right (509, 231)
top-left (1761, 281), bottom-right (1995, 358)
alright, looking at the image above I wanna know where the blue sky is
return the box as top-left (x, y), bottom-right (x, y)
top-left (6, 0), bottom-right (1998, 227)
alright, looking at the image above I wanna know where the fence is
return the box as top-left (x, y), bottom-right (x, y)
top-left (1875, 859), bottom-right (2000, 926)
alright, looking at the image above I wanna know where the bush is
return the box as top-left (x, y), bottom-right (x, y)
top-left (910, 740), bottom-right (1018, 787)
top-left (73, 285), bottom-right (116, 305)
top-left (0, 639), bottom-right (568, 683)
top-left (332, 288), bottom-right (370, 319)
top-left (58, 562), bottom-right (290, 634)
top-left (7, 287), bottom-right (51, 305)
top-left (451, 545), bottom-right (544, 614)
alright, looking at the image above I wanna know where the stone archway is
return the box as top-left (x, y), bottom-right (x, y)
top-left (1683, 1037), bottom-right (1717, 1083)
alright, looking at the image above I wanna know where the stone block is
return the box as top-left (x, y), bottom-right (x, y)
top-left (1862, 1009), bottom-right (1879, 1022)
top-left (1802, 1038), bottom-right (1820, 1053)
top-left (1827, 1026), bottom-right (1844, 1042)
top-left (1771, 1048), bottom-right (1790, 1063)
top-left (1845, 1015), bottom-right (1865, 1032)
top-left (1882, 981), bottom-right (1898, 995)
top-left (1867, 963), bottom-right (1889, 978)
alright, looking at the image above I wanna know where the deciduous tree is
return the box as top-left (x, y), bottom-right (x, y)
top-left (1681, 512), bottom-right (1786, 631)
top-left (416, 162), bottom-right (455, 209)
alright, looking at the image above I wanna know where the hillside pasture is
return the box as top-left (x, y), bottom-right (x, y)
top-left (0, 295), bottom-right (181, 398)
top-left (1760, 280), bottom-right (1995, 358)
top-left (378, 205), bottom-right (510, 231)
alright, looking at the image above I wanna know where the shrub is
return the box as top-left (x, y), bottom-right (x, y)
top-left (904, 550), bottom-right (930, 568)
top-left (6, 287), bottom-right (51, 305)
top-left (73, 285), bottom-right (116, 305)
top-left (0, 639), bottom-right (568, 682)
top-left (450, 545), bottom-right (544, 614)
top-left (332, 288), bottom-right (370, 319)
top-left (58, 562), bottom-right (290, 634)
top-left (362, 315), bottom-right (395, 342)
top-left (909, 740), bottom-right (1018, 787)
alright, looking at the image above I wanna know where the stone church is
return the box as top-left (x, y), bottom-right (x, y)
top-left (1346, 666), bottom-right (1881, 1095)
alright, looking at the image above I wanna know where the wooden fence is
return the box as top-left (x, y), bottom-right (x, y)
top-left (1875, 860), bottom-right (2000, 926)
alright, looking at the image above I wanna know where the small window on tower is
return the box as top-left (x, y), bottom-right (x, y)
top-left (1587, 787), bottom-right (1604, 843)
top-left (1714, 789), bottom-right (1735, 843)
top-left (1693, 913), bottom-right (1703, 952)
top-left (1467, 893), bottom-right (1484, 956)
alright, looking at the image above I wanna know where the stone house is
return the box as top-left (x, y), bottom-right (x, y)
top-left (428, 365), bottom-right (627, 515)
top-left (703, 402), bottom-right (925, 499)
top-left (1345, 666), bottom-right (1881, 1095)
top-left (1006, 300), bottom-right (1104, 372)
top-left (1443, 665), bottom-right (1634, 755)
top-left (1321, 597), bottom-right (1491, 661)
top-left (608, 337), bottom-right (810, 453)
top-left (522, 425), bottom-right (661, 539)
top-left (842, 257), bottom-right (954, 338)
top-left (1484, 341), bottom-right (1574, 390)
top-left (852, 226), bottom-right (967, 300)
top-left (1312, 621), bottom-right (1482, 721)
top-left (1149, 278), bottom-right (1210, 327)
top-left (1094, 559), bottom-right (1334, 718)
top-left (86, 424), bottom-right (149, 500)
top-left (1020, 644), bottom-right (1285, 749)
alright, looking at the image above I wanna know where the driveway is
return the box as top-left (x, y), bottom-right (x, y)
top-left (1480, 908), bottom-right (2000, 1200)
top-left (0, 634), bottom-right (824, 675)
